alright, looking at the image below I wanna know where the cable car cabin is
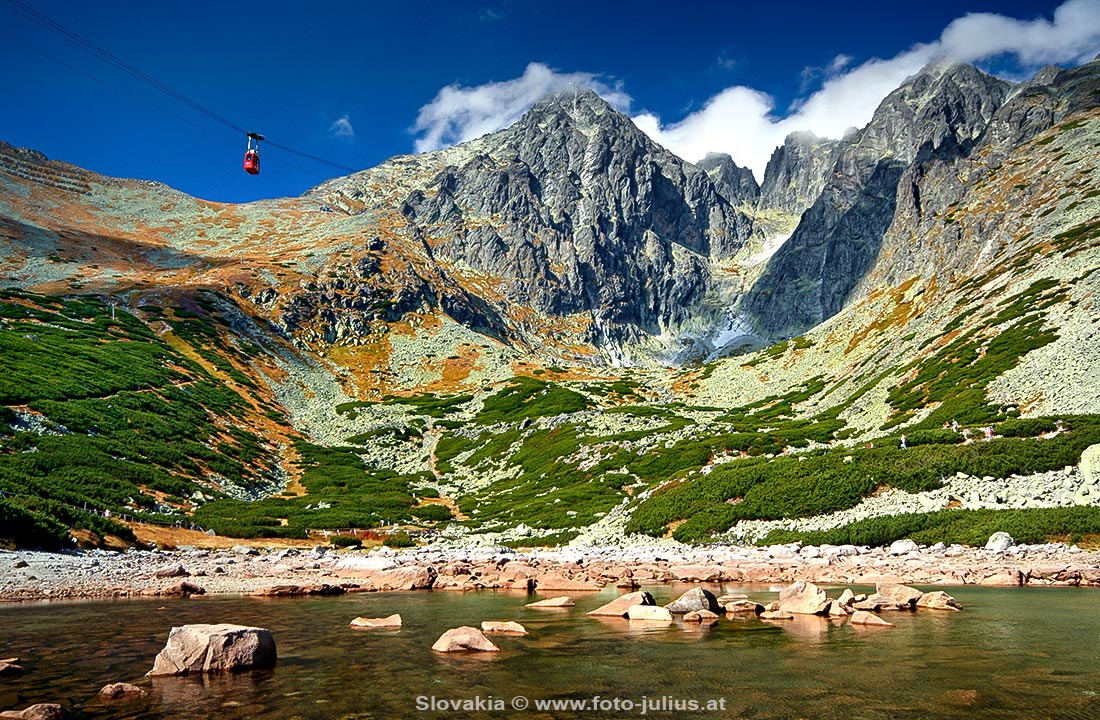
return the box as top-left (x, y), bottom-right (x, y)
top-left (243, 150), bottom-right (260, 175)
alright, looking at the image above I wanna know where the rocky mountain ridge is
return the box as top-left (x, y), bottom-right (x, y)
top-left (3, 60), bottom-right (1097, 368)
top-left (1, 59), bottom-right (1099, 550)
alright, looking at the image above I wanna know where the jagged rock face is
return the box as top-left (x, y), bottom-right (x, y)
top-left (744, 63), bottom-right (1013, 339)
top-left (4, 61), bottom-right (1096, 369)
top-left (860, 60), bottom-right (1100, 295)
top-left (757, 131), bottom-right (840, 217)
top-left (696, 152), bottom-right (760, 207)
top-left (313, 90), bottom-right (754, 348)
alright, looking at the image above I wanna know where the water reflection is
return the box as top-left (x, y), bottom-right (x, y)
top-left (1, 585), bottom-right (1100, 719)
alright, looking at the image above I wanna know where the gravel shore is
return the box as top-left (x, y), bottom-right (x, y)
top-left (3, 539), bottom-right (1099, 603)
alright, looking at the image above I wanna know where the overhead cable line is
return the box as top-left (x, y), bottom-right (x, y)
top-left (0, 30), bottom-right (236, 144)
top-left (0, 0), bottom-right (358, 175)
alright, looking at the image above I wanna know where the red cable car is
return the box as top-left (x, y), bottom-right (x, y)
top-left (244, 132), bottom-right (264, 175)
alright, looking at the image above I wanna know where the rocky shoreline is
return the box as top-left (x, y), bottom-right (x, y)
top-left (3, 537), bottom-right (1100, 603)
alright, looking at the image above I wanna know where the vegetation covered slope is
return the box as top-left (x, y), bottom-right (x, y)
top-left (1, 63), bottom-right (1099, 550)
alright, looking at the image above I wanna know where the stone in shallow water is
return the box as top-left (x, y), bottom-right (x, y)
top-left (916, 591), bottom-right (962, 611)
top-left (0, 704), bottom-right (71, 719)
top-left (723, 600), bottom-right (764, 616)
top-left (876, 583), bottom-right (923, 608)
top-left (586, 591), bottom-right (655, 617)
top-left (683, 609), bottom-right (720, 623)
top-left (760, 610), bottom-right (794, 620)
top-left (626, 605), bottom-right (673, 622)
top-left (664, 587), bottom-right (720, 614)
top-left (526, 596), bottom-right (574, 608)
top-left (147, 624), bottom-right (276, 676)
top-left (98, 683), bottom-right (146, 701)
top-left (350, 614), bottom-right (403, 629)
top-left (850, 610), bottom-right (894, 627)
top-left (432, 627), bottom-right (499, 653)
top-left (481, 621), bottom-right (527, 634)
top-left (778, 581), bottom-right (830, 615)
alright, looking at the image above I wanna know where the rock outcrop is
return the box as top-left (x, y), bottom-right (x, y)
top-left (304, 89), bottom-right (755, 357)
top-left (744, 63), bottom-right (1013, 338)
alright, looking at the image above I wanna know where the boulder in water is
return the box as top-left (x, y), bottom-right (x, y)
top-left (147, 624), bottom-right (276, 676)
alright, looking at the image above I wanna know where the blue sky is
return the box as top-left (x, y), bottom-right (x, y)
top-left (1, 0), bottom-right (1096, 203)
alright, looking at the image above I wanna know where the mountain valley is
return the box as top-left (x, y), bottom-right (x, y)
top-left (2, 59), bottom-right (1099, 551)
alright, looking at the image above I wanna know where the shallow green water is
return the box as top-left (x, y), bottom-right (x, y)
top-left (2, 584), bottom-right (1099, 719)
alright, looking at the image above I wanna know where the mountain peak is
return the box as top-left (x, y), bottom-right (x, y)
top-left (517, 87), bottom-right (632, 136)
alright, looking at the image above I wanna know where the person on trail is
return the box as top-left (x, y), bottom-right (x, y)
top-left (901, 434), bottom-right (907, 449)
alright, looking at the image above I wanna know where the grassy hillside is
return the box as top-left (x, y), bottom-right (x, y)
top-left (0, 291), bottom-right (289, 547)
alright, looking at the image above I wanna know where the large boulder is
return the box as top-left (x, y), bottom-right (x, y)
top-left (147, 624), bottom-right (277, 676)
top-left (985, 532), bottom-right (1015, 553)
top-left (664, 587), bottom-right (720, 614)
top-left (586, 591), bottom-right (656, 617)
top-left (777, 581), bottom-right (830, 615)
top-left (888, 539), bottom-right (919, 555)
top-left (1080, 443), bottom-right (1100, 485)
top-left (431, 627), bottom-right (499, 653)
top-left (916, 591), bottom-right (962, 611)
top-left (876, 583), bottom-right (923, 609)
top-left (333, 557), bottom-right (437, 590)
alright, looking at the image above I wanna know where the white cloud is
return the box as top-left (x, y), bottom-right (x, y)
top-left (638, 0), bottom-right (1100, 180)
top-left (411, 0), bottom-right (1100, 178)
top-left (939, 0), bottom-right (1100, 66)
top-left (329, 114), bottom-right (355, 138)
top-left (412, 62), bottom-right (631, 153)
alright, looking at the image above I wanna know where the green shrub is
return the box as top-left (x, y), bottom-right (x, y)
top-left (475, 377), bottom-right (590, 424)
top-left (330, 534), bottom-right (362, 547)
top-left (997, 417), bottom-right (1058, 438)
top-left (759, 506), bottom-right (1100, 547)
top-left (412, 504), bottom-right (454, 522)
top-left (383, 531), bottom-right (415, 548)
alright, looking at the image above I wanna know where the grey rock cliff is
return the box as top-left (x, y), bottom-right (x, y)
top-left (743, 63), bottom-right (1013, 339)
top-left (307, 90), bottom-right (755, 353)
top-left (757, 131), bottom-right (840, 217)
top-left (696, 152), bottom-right (760, 207)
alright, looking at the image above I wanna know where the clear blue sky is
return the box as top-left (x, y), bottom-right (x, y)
top-left (0, 0), bottom-right (1081, 203)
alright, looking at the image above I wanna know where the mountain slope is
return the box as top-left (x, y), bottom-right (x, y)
top-left (742, 62), bottom-right (1014, 339)
top-left (1, 60), bottom-right (1099, 549)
